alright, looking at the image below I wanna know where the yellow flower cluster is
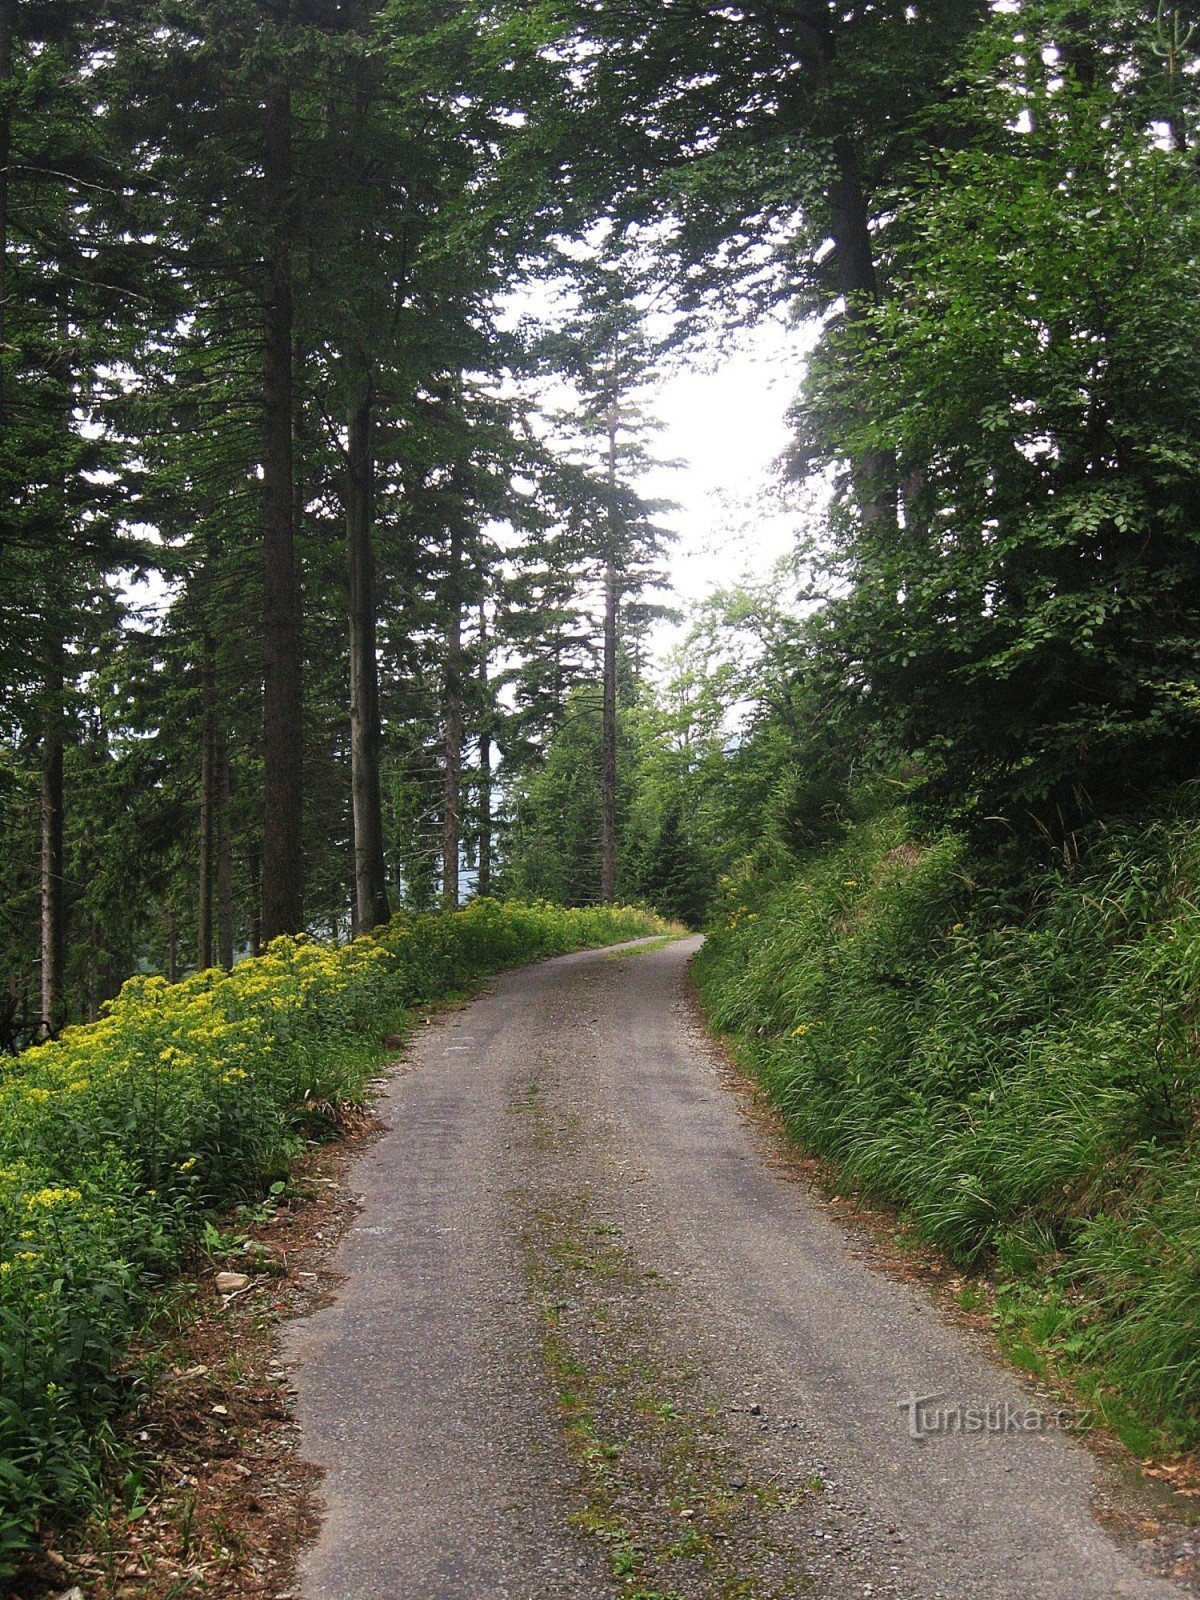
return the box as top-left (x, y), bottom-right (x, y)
top-left (1, 902), bottom-right (666, 1287)
top-left (0, 898), bottom-right (667, 1569)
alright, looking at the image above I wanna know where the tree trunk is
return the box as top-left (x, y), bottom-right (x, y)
top-left (346, 383), bottom-right (390, 932)
top-left (827, 135), bottom-right (896, 531)
top-left (600, 558), bottom-right (618, 904)
top-left (260, 69), bottom-right (304, 940)
top-left (442, 528), bottom-right (464, 911)
top-left (774, 5), bottom-right (898, 534)
top-left (248, 846), bottom-right (262, 957)
top-left (40, 632), bottom-right (65, 1036)
top-left (600, 405), bottom-right (619, 905)
top-left (828, 134), bottom-right (878, 313)
top-left (167, 913), bottom-right (179, 985)
top-left (1059, 10), bottom-right (1098, 95)
top-left (198, 636), bottom-right (216, 969)
top-left (477, 594), bottom-right (492, 899)
top-left (0, 0), bottom-right (15, 428)
top-left (216, 723), bottom-right (234, 967)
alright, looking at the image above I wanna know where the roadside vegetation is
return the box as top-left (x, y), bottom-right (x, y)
top-left (4, 0), bottom-right (1200, 1574)
top-left (485, 0), bottom-right (1200, 1457)
top-left (0, 901), bottom-right (663, 1573)
top-left (695, 799), bottom-right (1200, 1450)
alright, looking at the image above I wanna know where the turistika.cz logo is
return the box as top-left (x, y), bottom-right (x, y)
top-left (897, 1391), bottom-right (1090, 1441)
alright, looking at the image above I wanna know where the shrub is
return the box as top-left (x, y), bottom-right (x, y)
top-left (0, 898), bottom-right (664, 1569)
top-left (695, 793), bottom-right (1200, 1439)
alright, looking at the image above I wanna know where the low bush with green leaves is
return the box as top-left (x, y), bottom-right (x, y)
top-left (695, 793), bottom-right (1200, 1444)
top-left (0, 898), bottom-right (664, 1571)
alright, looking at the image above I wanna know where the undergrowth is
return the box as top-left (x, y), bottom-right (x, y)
top-left (693, 792), bottom-right (1200, 1449)
top-left (0, 898), bottom-right (664, 1572)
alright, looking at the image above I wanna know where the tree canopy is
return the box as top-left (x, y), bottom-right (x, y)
top-left (0, 0), bottom-right (1197, 1034)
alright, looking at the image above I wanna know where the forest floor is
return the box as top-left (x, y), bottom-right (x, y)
top-left (27, 936), bottom-right (1200, 1600)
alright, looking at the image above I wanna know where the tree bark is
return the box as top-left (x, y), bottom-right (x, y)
top-left (828, 133), bottom-right (878, 313)
top-left (198, 635), bottom-right (216, 969)
top-left (0, 0), bottom-right (15, 429)
top-left (248, 846), bottom-right (262, 957)
top-left (216, 722), bottom-right (234, 967)
top-left (442, 527), bottom-right (464, 910)
top-left (600, 404), bottom-right (619, 905)
top-left (827, 134), bottom-right (896, 531)
top-left (346, 382), bottom-right (389, 932)
top-left (260, 65), bottom-right (304, 940)
top-left (477, 594), bottom-right (492, 899)
top-left (1059, 10), bottom-right (1098, 95)
top-left (40, 631), bottom-right (65, 1036)
top-left (772, 4), bottom-right (898, 532)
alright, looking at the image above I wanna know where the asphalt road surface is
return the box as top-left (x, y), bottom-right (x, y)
top-left (288, 936), bottom-right (1188, 1600)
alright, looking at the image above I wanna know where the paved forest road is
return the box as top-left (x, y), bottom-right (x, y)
top-left (289, 937), bottom-right (1187, 1600)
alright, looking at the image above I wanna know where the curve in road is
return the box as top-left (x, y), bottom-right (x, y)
top-left (288, 936), bottom-right (1187, 1600)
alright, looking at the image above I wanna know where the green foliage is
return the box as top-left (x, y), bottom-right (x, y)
top-left (799, 0), bottom-right (1200, 831)
top-left (695, 789), bottom-right (1200, 1439)
top-left (0, 899), bottom-right (664, 1570)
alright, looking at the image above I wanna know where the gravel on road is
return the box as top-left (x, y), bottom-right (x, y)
top-left (288, 936), bottom-right (1190, 1600)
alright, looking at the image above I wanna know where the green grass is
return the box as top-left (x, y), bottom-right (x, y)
top-left (600, 935), bottom-right (683, 960)
top-left (694, 788), bottom-right (1200, 1450)
top-left (0, 898), bottom-right (666, 1574)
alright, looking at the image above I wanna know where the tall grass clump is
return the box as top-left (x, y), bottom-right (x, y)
top-left (694, 794), bottom-right (1200, 1441)
top-left (0, 898), bottom-right (664, 1570)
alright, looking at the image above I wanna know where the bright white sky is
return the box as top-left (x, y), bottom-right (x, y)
top-left (119, 307), bottom-right (817, 664)
top-left (636, 315), bottom-right (817, 657)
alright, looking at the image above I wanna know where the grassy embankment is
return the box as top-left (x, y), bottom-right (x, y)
top-left (694, 795), bottom-right (1200, 1453)
top-left (0, 898), bottom-right (665, 1572)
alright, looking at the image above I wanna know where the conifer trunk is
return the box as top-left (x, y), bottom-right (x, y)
top-left (346, 384), bottom-right (389, 932)
top-left (261, 64), bottom-right (304, 939)
top-left (40, 631), bottom-right (65, 1036)
top-left (778, 6), bottom-right (896, 532)
top-left (0, 0), bottom-right (15, 427)
top-left (600, 554), bottom-right (618, 905)
top-left (477, 595), bottom-right (492, 899)
top-left (442, 528), bottom-right (463, 910)
top-left (216, 724), bottom-right (234, 967)
top-left (198, 636), bottom-right (216, 969)
top-left (248, 847), bottom-right (262, 957)
top-left (600, 404), bottom-right (621, 904)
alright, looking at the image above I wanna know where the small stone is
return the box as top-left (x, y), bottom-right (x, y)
top-left (748, 1401), bottom-right (762, 1415)
top-left (216, 1271), bottom-right (250, 1293)
top-left (211, 1404), bottom-right (229, 1417)
top-left (52, 1590), bottom-right (85, 1600)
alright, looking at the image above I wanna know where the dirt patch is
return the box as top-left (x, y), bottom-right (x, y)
top-left (15, 1106), bottom-right (386, 1600)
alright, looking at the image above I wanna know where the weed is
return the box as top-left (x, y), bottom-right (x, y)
top-left (612, 1541), bottom-right (640, 1576)
top-left (695, 794), bottom-right (1200, 1445)
top-left (0, 900), bottom-right (666, 1572)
